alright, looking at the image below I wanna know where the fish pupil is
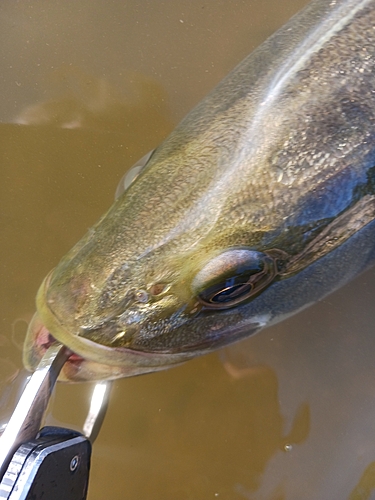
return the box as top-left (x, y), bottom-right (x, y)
top-left (211, 282), bottom-right (253, 303)
top-left (203, 267), bottom-right (262, 305)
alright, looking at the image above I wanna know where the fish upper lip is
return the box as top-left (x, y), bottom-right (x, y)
top-left (35, 273), bottom-right (197, 368)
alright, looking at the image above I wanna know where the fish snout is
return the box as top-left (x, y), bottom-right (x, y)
top-left (45, 271), bottom-right (94, 319)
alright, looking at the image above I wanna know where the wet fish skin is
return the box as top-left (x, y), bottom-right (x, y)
top-left (25, 0), bottom-right (375, 381)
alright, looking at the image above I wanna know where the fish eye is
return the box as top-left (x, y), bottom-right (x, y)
top-left (115, 149), bottom-right (155, 199)
top-left (192, 249), bottom-right (278, 310)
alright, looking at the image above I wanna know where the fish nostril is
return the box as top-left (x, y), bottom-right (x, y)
top-left (149, 283), bottom-right (169, 296)
top-left (134, 289), bottom-right (149, 303)
top-left (46, 273), bottom-right (92, 318)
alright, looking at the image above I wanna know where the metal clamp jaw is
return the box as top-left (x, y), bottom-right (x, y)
top-left (0, 344), bottom-right (111, 500)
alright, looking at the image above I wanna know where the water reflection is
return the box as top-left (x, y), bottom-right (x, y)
top-left (221, 268), bottom-right (375, 500)
top-left (14, 66), bottom-right (172, 136)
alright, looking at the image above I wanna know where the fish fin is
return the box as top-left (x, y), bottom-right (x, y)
top-left (115, 149), bottom-right (155, 199)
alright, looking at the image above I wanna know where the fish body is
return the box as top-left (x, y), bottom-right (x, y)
top-left (25, 0), bottom-right (375, 381)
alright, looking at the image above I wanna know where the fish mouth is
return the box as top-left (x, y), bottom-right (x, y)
top-left (23, 312), bottom-right (181, 382)
top-left (23, 311), bottom-right (190, 382)
top-left (23, 273), bottom-right (194, 382)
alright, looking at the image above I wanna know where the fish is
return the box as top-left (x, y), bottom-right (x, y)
top-left (24, 0), bottom-right (375, 381)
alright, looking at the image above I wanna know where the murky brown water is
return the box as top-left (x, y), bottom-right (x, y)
top-left (2, 1), bottom-right (375, 499)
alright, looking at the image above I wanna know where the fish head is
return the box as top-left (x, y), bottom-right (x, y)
top-left (23, 129), bottom-right (375, 381)
top-left (24, 148), bottom-right (283, 381)
top-left (24, 127), bottom-right (375, 382)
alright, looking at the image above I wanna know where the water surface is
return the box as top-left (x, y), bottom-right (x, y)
top-left (3, 1), bottom-right (375, 499)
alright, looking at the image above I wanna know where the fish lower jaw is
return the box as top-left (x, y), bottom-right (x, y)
top-left (23, 311), bottom-right (187, 382)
